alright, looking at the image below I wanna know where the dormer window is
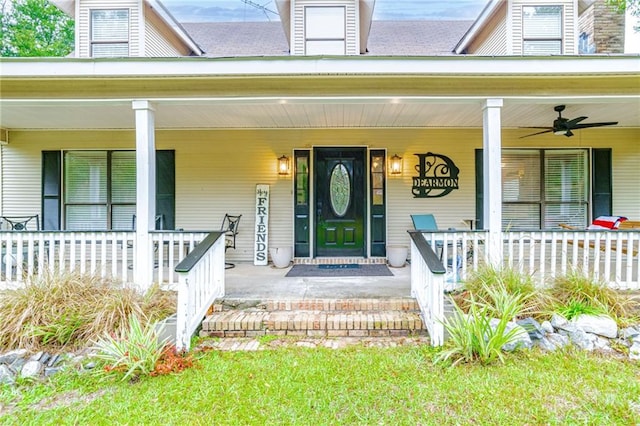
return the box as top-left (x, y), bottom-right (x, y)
top-left (90, 9), bottom-right (130, 57)
top-left (304, 6), bottom-right (346, 55)
top-left (522, 5), bottom-right (562, 55)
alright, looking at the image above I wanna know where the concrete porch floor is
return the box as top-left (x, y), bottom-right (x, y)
top-left (223, 262), bottom-right (411, 300)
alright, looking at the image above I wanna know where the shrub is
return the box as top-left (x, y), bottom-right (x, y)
top-left (436, 282), bottom-right (527, 366)
top-left (547, 272), bottom-right (636, 323)
top-left (0, 272), bottom-right (176, 351)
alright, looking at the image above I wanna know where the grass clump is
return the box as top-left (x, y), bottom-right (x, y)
top-left (92, 316), bottom-right (193, 382)
top-left (0, 272), bottom-right (175, 351)
top-left (547, 271), bottom-right (636, 323)
top-left (457, 265), bottom-right (546, 319)
top-left (437, 282), bottom-right (528, 366)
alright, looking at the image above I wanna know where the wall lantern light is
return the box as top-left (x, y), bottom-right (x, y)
top-left (389, 154), bottom-right (403, 176)
top-left (278, 155), bottom-right (290, 175)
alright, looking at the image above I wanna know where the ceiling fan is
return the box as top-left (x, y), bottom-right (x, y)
top-left (520, 105), bottom-right (618, 138)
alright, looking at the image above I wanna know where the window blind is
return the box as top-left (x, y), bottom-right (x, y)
top-left (523, 6), bottom-right (561, 38)
top-left (544, 150), bottom-right (588, 228)
top-left (91, 10), bottom-right (129, 41)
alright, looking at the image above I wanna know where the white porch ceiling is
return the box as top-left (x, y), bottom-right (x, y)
top-left (1, 97), bottom-right (639, 131)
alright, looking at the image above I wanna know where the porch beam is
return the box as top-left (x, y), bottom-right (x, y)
top-left (132, 100), bottom-right (156, 290)
top-left (483, 98), bottom-right (503, 266)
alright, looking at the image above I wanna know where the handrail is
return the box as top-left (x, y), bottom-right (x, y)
top-left (175, 231), bottom-right (223, 273)
top-left (408, 230), bottom-right (446, 274)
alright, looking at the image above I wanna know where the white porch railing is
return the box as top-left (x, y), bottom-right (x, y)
top-left (0, 230), bottom-right (209, 287)
top-left (175, 232), bottom-right (225, 351)
top-left (418, 229), bottom-right (640, 290)
top-left (408, 231), bottom-right (446, 346)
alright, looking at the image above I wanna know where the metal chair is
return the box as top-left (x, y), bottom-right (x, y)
top-left (220, 214), bottom-right (241, 269)
top-left (0, 215), bottom-right (40, 231)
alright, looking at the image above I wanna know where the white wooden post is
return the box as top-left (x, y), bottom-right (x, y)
top-left (483, 98), bottom-right (503, 266)
top-left (132, 100), bottom-right (156, 290)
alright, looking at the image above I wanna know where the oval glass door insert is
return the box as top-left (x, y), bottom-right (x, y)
top-left (330, 163), bottom-right (350, 217)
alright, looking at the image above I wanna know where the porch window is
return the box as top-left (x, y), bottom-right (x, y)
top-left (522, 5), bottom-right (562, 54)
top-left (304, 6), bottom-right (346, 55)
top-left (90, 9), bottom-right (129, 57)
top-left (502, 149), bottom-right (588, 230)
top-left (64, 151), bottom-right (135, 230)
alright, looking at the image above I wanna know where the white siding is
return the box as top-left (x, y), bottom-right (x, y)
top-left (144, 19), bottom-right (183, 57)
top-left (77, 0), bottom-right (140, 58)
top-left (473, 16), bottom-right (508, 55)
top-left (467, 2), bottom-right (508, 55)
top-left (3, 128), bottom-right (638, 262)
top-left (291, 0), bottom-right (359, 55)
top-left (511, 0), bottom-right (577, 55)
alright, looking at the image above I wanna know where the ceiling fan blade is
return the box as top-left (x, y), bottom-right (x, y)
top-left (520, 129), bottom-right (554, 138)
top-left (571, 121), bottom-right (619, 130)
top-left (565, 116), bottom-right (588, 127)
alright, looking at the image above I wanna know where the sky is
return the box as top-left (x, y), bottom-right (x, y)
top-left (161, 0), bottom-right (489, 22)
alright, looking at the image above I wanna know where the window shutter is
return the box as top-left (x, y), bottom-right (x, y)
top-left (42, 151), bottom-right (61, 230)
top-left (475, 149), bottom-right (483, 230)
top-left (156, 150), bottom-right (175, 230)
top-left (592, 148), bottom-right (612, 219)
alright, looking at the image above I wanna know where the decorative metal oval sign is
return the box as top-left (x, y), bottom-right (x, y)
top-left (330, 163), bottom-right (350, 217)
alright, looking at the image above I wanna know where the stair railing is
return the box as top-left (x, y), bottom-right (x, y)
top-left (408, 230), bottom-right (446, 346)
top-left (175, 231), bottom-right (225, 351)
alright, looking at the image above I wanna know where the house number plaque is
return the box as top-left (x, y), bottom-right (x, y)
top-left (412, 152), bottom-right (460, 198)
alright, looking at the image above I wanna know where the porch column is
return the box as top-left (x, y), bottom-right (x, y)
top-left (482, 98), bottom-right (503, 266)
top-left (132, 100), bottom-right (156, 290)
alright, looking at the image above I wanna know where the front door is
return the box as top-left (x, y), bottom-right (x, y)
top-left (314, 148), bottom-right (366, 257)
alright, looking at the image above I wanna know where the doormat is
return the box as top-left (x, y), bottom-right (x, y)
top-left (285, 264), bottom-right (393, 277)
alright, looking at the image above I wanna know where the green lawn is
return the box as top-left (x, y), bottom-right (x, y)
top-left (1, 344), bottom-right (639, 425)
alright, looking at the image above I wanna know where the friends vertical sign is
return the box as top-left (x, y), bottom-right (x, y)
top-left (254, 184), bottom-right (269, 265)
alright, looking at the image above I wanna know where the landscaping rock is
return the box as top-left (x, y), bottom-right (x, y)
top-left (0, 364), bottom-right (15, 385)
top-left (536, 333), bottom-right (570, 351)
top-left (594, 336), bottom-right (612, 352)
top-left (572, 314), bottom-right (618, 338)
top-left (567, 329), bottom-right (597, 351)
top-left (550, 314), bottom-right (569, 330)
top-left (489, 319), bottom-right (532, 351)
top-left (630, 343), bottom-right (640, 361)
top-left (0, 349), bottom-right (28, 365)
top-left (20, 360), bottom-right (42, 379)
top-left (620, 327), bottom-right (639, 340)
top-left (541, 320), bottom-right (554, 334)
top-left (517, 318), bottom-right (545, 340)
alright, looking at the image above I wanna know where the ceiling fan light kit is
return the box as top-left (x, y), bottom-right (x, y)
top-left (520, 105), bottom-right (618, 139)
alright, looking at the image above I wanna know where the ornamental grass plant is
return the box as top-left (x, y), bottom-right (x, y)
top-left (456, 265), bottom-right (548, 319)
top-left (547, 271), bottom-right (637, 324)
top-left (436, 281), bottom-right (528, 366)
top-left (0, 272), bottom-right (175, 351)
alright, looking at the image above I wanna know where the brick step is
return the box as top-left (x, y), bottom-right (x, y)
top-left (201, 309), bottom-right (426, 338)
top-left (212, 298), bottom-right (420, 313)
